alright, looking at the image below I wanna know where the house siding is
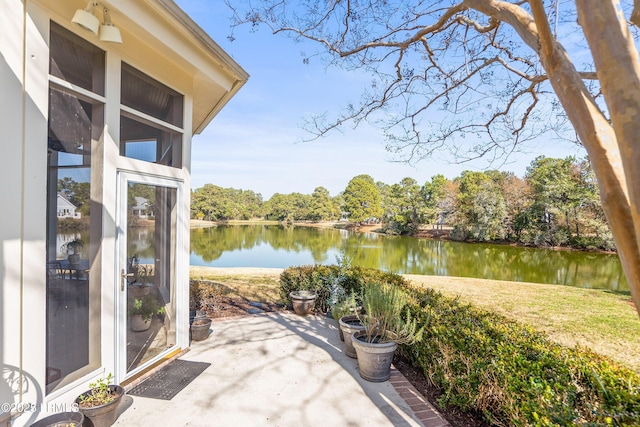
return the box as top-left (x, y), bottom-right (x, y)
top-left (0, 1), bottom-right (246, 425)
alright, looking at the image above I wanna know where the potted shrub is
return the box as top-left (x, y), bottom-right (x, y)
top-left (129, 264), bottom-right (153, 297)
top-left (75, 373), bottom-right (124, 427)
top-left (352, 282), bottom-right (423, 382)
top-left (289, 290), bottom-right (317, 315)
top-left (332, 293), bottom-right (365, 358)
top-left (137, 264), bottom-right (154, 286)
top-left (60, 238), bottom-right (84, 264)
top-left (332, 292), bottom-right (358, 340)
top-left (128, 294), bottom-right (165, 332)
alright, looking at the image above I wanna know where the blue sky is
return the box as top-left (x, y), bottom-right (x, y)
top-left (176, 0), bottom-right (586, 200)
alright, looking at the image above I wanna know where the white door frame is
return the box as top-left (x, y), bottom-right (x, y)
top-left (115, 171), bottom-right (184, 382)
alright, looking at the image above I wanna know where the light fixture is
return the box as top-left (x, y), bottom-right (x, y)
top-left (98, 7), bottom-right (122, 44)
top-left (71, 1), bottom-right (99, 35)
top-left (71, 2), bottom-right (122, 44)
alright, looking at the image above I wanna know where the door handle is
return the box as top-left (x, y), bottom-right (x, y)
top-left (121, 269), bottom-right (134, 291)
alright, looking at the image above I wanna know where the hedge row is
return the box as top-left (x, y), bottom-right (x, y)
top-left (279, 265), bottom-right (640, 426)
top-left (279, 264), bottom-right (407, 312)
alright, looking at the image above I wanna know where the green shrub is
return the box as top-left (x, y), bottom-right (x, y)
top-left (279, 265), bottom-right (336, 312)
top-left (279, 265), bottom-right (410, 312)
top-left (394, 282), bottom-right (640, 426)
top-left (282, 265), bottom-right (640, 425)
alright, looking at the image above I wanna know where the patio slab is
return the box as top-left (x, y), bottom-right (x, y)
top-left (113, 313), bottom-right (440, 426)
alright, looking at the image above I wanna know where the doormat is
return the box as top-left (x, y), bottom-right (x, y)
top-left (127, 359), bottom-right (211, 400)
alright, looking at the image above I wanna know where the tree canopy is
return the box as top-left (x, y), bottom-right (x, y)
top-left (227, 0), bottom-right (640, 314)
top-left (191, 156), bottom-right (614, 251)
top-left (343, 174), bottom-right (383, 223)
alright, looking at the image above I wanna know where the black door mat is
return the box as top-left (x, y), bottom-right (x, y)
top-left (127, 359), bottom-right (211, 400)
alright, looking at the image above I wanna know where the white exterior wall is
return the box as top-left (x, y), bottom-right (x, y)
top-left (0, 1), bottom-right (50, 424)
top-left (0, 0), bottom-right (26, 422)
top-left (0, 1), bottom-right (246, 425)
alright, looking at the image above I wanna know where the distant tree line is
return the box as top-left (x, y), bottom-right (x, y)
top-left (190, 156), bottom-right (615, 251)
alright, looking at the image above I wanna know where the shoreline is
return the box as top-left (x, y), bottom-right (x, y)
top-left (189, 219), bottom-right (615, 255)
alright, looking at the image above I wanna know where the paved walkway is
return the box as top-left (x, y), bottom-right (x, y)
top-left (114, 313), bottom-right (449, 426)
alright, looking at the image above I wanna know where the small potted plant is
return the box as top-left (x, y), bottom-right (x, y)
top-left (352, 282), bottom-right (423, 382)
top-left (129, 264), bottom-right (154, 297)
top-left (128, 294), bottom-right (165, 332)
top-left (75, 373), bottom-right (124, 427)
top-left (333, 293), bottom-right (365, 358)
top-left (60, 238), bottom-right (84, 264)
top-left (137, 264), bottom-right (154, 286)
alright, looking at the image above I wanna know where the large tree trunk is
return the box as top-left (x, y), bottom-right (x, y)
top-left (471, 0), bottom-right (640, 314)
top-left (530, 0), bottom-right (640, 313)
top-left (575, 0), bottom-right (640, 312)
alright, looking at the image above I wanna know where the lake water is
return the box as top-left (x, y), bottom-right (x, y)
top-left (189, 225), bottom-right (628, 291)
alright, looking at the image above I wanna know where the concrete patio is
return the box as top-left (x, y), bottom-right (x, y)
top-left (113, 312), bottom-right (450, 426)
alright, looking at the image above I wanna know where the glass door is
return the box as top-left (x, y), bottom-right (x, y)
top-left (116, 172), bottom-right (181, 378)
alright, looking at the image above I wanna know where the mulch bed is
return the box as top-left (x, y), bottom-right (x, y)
top-left (392, 355), bottom-right (490, 427)
top-left (205, 298), bottom-right (489, 427)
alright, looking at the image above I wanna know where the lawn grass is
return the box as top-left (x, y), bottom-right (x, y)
top-left (189, 266), bottom-right (282, 302)
top-left (405, 274), bottom-right (640, 373)
top-left (189, 266), bottom-right (640, 373)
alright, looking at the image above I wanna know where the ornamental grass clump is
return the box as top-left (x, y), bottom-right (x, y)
top-left (358, 282), bottom-right (423, 345)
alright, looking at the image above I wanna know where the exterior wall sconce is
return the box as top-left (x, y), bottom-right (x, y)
top-left (72, 1), bottom-right (122, 44)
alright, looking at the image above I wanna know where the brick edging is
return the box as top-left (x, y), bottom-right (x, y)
top-left (389, 366), bottom-right (451, 427)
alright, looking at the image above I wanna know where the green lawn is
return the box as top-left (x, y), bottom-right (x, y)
top-left (405, 274), bottom-right (640, 373)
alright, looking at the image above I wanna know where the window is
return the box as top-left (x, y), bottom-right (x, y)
top-left (46, 23), bottom-right (104, 394)
top-left (120, 63), bottom-right (184, 167)
top-left (49, 22), bottom-right (104, 95)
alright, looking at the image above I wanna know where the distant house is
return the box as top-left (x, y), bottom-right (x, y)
top-left (132, 197), bottom-right (153, 219)
top-left (2, 1), bottom-right (248, 425)
top-left (56, 193), bottom-right (81, 219)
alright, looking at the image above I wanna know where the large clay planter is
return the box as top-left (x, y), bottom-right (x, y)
top-left (351, 331), bottom-right (398, 382)
top-left (289, 291), bottom-right (316, 315)
top-left (339, 315), bottom-right (365, 358)
top-left (76, 385), bottom-right (124, 427)
top-left (190, 317), bottom-right (212, 341)
top-left (31, 411), bottom-right (84, 427)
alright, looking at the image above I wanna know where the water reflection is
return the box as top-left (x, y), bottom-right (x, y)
top-left (189, 225), bottom-right (628, 291)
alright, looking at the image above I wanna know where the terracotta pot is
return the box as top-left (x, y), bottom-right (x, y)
top-left (76, 385), bottom-right (124, 427)
top-left (339, 315), bottom-right (365, 358)
top-left (351, 330), bottom-right (397, 382)
top-left (289, 291), bottom-right (316, 316)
